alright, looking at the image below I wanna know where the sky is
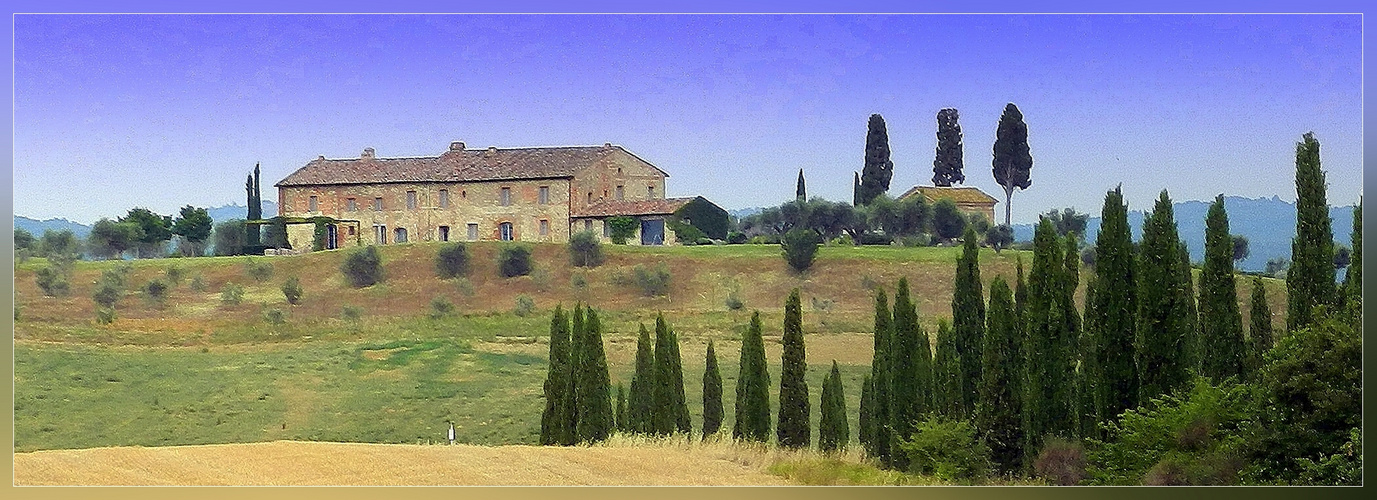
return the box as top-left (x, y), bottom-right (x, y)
top-left (12, 14), bottom-right (1363, 225)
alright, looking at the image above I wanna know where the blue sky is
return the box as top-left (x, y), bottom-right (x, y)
top-left (13, 14), bottom-right (1363, 224)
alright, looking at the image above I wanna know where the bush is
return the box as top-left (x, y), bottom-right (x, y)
top-left (264, 308), bottom-right (287, 326)
top-left (513, 294), bottom-right (535, 317)
top-left (606, 216), bottom-right (638, 245)
top-left (499, 246), bottom-right (533, 278)
top-left (931, 199), bottom-right (968, 241)
top-left (856, 232), bottom-right (892, 246)
top-left (695, 237), bottom-right (715, 246)
top-left (92, 273), bottom-right (123, 309)
top-left (968, 213), bottom-right (992, 235)
top-left (1081, 247), bottom-right (1097, 268)
top-left (95, 307), bottom-right (116, 325)
top-left (189, 274), bottom-right (208, 292)
top-left (725, 293), bottom-right (744, 311)
top-left (435, 243), bottom-right (471, 279)
top-left (898, 418), bottom-right (992, 482)
top-left (244, 258), bottom-right (274, 282)
top-left (748, 234), bottom-right (781, 245)
top-left (897, 234), bottom-right (930, 247)
top-left (143, 279), bottom-right (170, 307)
top-left (220, 283), bottom-right (245, 306)
top-left (35, 266), bottom-right (70, 297)
top-left (341, 305), bottom-right (363, 321)
top-left (165, 265), bottom-right (184, 285)
top-left (281, 276), bottom-right (303, 305)
top-left (670, 219), bottom-right (706, 244)
top-left (454, 277), bottom-right (475, 297)
top-left (727, 231), bottom-right (748, 244)
top-left (1035, 436), bottom-right (1088, 485)
top-left (430, 296), bottom-right (455, 319)
top-left (571, 272), bottom-right (588, 290)
top-left (985, 225), bottom-right (1014, 253)
top-left (341, 246), bottom-right (384, 287)
top-left (633, 263), bottom-right (671, 297)
top-left (781, 228), bottom-right (822, 272)
top-left (568, 230), bottom-right (604, 267)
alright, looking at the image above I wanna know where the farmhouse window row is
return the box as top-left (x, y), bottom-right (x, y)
top-left (361, 219), bottom-right (555, 244)
top-left (326, 185), bottom-right (554, 213)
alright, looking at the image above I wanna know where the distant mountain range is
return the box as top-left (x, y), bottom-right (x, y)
top-left (15, 201), bottom-right (280, 242)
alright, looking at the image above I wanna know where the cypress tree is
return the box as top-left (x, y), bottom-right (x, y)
top-left (796, 169), bottom-right (807, 201)
top-left (979, 276), bottom-right (1023, 473)
top-left (866, 289), bottom-right (893, 465)
top-left (652, 314), bottom-right (689, 435)
top-left (1092, 186), bottom-right (1137, 423)
top-left (777, 288), bottom-right (811, 448)
top-left (1178, 240), bottom-right (1200, 374)
top-left (1023, 218), bottom-right (1075, 458)
top-left (734, 311), bottom-right (772, 442)
top-left (702, 339), bottom-right (724, 437)
top-left (890, 277), bottom-right (929, 470)
top-left (615, 383), bottom-right (627, 433)
top-left (1343, 198), bottom-right (1361, 304)
top-left (540, 305), bottom-right (571, 445)
top-left (819, 361), bottom-right (849, 452)
top-left (858, 373), bottom-right (873, 452)
top-left (574, 307), bottom-right (613, 443)
top-left (628, 323), bottom-right (655, 434)
top-left (1199, 195), bottom-right (1245, 381)
top-left (852, 172), bottom-right (862, 207)
top-left (1245, 278), bottom-right (1274, 381)
top-left (933, 319), bottom-right (960, 418)
top-left (1062, 231), bottom-right (1083, 437)
top-left (952, 226), bottom-right (985, 418)
top-left (932, 108), bottom-right (965, 187)
top-left (1078, 277), bottom-right (1101, 439)
top-left (1287, 132), bottom-right (1336, 332)
top-left (668, 322), bottom-right (691, 434)
top-left (562, 305), bottom-right (585, 445)
top-left (859, 114), bottom-right (895, 205)
top-left (1136, 191), bottom-right (1193, 404)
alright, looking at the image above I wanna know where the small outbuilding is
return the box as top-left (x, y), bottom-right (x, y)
top-left (896, 185), bottom-right (1000, 225)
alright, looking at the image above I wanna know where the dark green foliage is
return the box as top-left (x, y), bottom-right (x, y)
top-left (615, 383), bottom-right (627, 433)
top-left (498, 246), bottom-right (532, 278)
top-left (567, 231), bottom-right (604, 268)
top-left (858, 113), bottom-right (895, 205)
top-left (312, 219), bottom-right (329, 252)
top-left (435, 243), bottom-right (472, 278)
top-left (1179, 241), bottom-right (1200, 374)
top-left (932, 319), bottom-right (960, 418)
top-left (979, 277), bottom-right (1023, 473)
top-left (952, 226), bottom-right (984, 418)
top-left (14, 228), bottom-right (36, 252)
top-left (244, 258), bottom-right (273, 282)
top-left (1286, 132), bottom-right (1336, 332)
top-left (565, 306), bottom-right (585, 444)
top-left (119, 207), bottom-right (174, 258)
top-left (985, 224), bottom-right (1013, 253)
top-left (889, 277), bottom-right (931, 471)
top-left (991, 103), bottom-right (1033, 226)
top-left (246, 165), bottom-right (262, 247)
top-left (652, 314), bottom-right (690, 435)
top-left (220, 283), bottom-right (244, 306)
top-left (429, 296), bottom-right (454, 319)
top-left (1077, 278), bottom-right (1102, 440)
top-left (541, 306), bottom-right (572, 445)
top-left (780, 228), bottom-right (822, 273)
top-left (865, 288), bottom-right (894, 465)
top-left (1136, 191), bottom-right (1192, 404)
top-left (1044, 207), bottom-right (1089, 239)
top-left (1094, 187), bottom-right (1137, 422)
top-left (34, 266), bottom-right (70, 297)
top-left (1088, 379), bottom-right (1251, 485)
top-left (1199, 196), bottom-right (1245, 381)
top-left (632, 263), bottom-right (671, 297)
top-left (213, 219), bottom-right (246, 256)
top-left (574, 307), bottom-right (614, 443)
top-left (1023, 218), bottom-right (1076, 458)
top-left (1342, 198), bottom-right (1361, 304)
top-left (1332, 246), bottom-right (1350, 269)
top-left (867, 195), bottom-right (931, 239)
top-left (142, 279), bottom-right (169, 307)
top-left (858, 373), bottom-right (873, 453)
top-left (932, 108), bottom-right (965, 187)
top-left (899, 417), bottom-right (992, 482)
top-left (672, 197), bottom-right (730, 240)
top-left (702, 340), bottom-right (724, 436)
top-left (733, 311), bottom-right (772, 442)
top-left (341, 246), bottom-right (384, 287)
top-left (1245, 278), bottom-right (1273, 381)
top-left (262, 218), bottom-right (291, 249)
top-left (87, 218), bottom-right (141, 260)
top-left (169, 205), bottom-right (212, 256)
top-left (818, 361), bottom-right (848, 452)
top-left (606, 216), bottom-right (638, 245)
top-left (281, 276), bottom-right (303, 305)
top-left (1232, 235), bottom-right (1250, 263)
top-left (796, 169), bottom-right (807, 201)
top-left (930, 199), bottom-right (967, 241)
top-left (38, 229), bottom-right (82, 260)
top-left (628, 324), bottom-right (655, 435)
top-left (777, 289), bottom-right (810, 449)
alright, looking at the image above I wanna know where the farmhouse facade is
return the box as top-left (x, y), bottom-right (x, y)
top-left (274, 141), bottom-right (711, 249)
top-left (896, 185), bottom-right (999, 224)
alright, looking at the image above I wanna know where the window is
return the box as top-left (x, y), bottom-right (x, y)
top-left (539, 219), bottom-right (549, 237)
top-left (348, 226), bottom-right (355, 236)
top-left (374, 197), bottom-right (383, 211)
top-left (439, 189), bottom-right (450, 208)
top-left (394, 227), bottom-right (408, 243)
top-left (583, 220), bottom-right (592, 232)
top-left (648, 185), bottom-right (655, 198)
top-left (467, 223), bottom-right (478, 241)
top-left (406, 191), bottom-right (417, 210)
top-left (374, 224), bottom-right (387, 244)
top-left (308, 196), bottom-right (318, 212)
top-left (603, 221), bottom-right (610, 238)
top-left (615, 185), bottom-right (624, 200)
top-left (587, 192), bottom-right (593, 204)
top-left (538, 186), bottom-right (549, 204)
top-left (347, 198), bottom-right (357, 211)
top-left (500, 187), bottom-right (512, 206)
top-left (438, 226), bottom-right (449, 242)
top-left (499, 222), bottom-right (514, 241)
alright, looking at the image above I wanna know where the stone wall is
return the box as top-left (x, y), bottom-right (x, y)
top-left (569, 148), bottom-right (667, 210)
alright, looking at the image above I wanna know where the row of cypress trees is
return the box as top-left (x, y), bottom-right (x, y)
top-left (540, 304), bottom-right (614, 445)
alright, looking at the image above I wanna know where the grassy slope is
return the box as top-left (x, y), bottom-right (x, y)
top-left (13, 242), bottom-right (1289, 453)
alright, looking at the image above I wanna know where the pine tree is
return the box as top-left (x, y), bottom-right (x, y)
top-left (865, 288), bottom-right (893, 465)
top-left (796, 169), bottom-right (807, 201)
top-left (1092, 186), bottom-right (1137, 423)
top-left (615, 383), bottom-right (627, 433)
top-left (734, 311), bottom-right (772, 442)
top-left (574, 307), bottom-right (613, 443)
top-left (1199, 195), bottom-right (1245, 381)
top-left (933, 319), bottom-right (960, 417)
top-left (952, 226), bottom-right (985, 418)
top-left (1136, 191), bottom-right (1193, 404)
top-left (777, 289), bottom-right (811, 448)
top-left (819, 361), bottom-right (849, 452)
top-left (1245, 278), bottom-right (1274, 381)
top-left (859, 114), bottom-right (895, 205)
top-left (992, 103), bottom-right (1033, 226)
top-left (702, 340), bottom-right (724, 437)
top-left (890, 277), bottom-right (929, 470)
top-left (1343, 198), bottom-right (1361, 304)
top-left (979, 276), bottom-right (1023, 473)
top-left (932, 108), bottom-right (965, 187)
top-left (1023, 218), bottom-right (1075, 457)
top-left (562, 305), bottom-right (585, 445)
top-left (628, 323), bottom-right (655, 434)
top-left (540, 305), bottom-right (572, 445)
top-left (1287, 132), bottom-right (1336, 332)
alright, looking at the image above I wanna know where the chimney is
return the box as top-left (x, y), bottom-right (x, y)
top-left (361, 147), bottom-right (375, 159)
top-left (316, 155), bottom-right (325, 161)
top-left (603, 142), bottom-right (612, 149)
top-left (449, 141), bottom-right (465, 151)
top-left (487, 146), bottom-right (497, 155)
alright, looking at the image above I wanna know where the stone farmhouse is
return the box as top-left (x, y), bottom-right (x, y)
top-left (896, 185), bottom-right (999, 224)
top-left (274, 141), bottom-right (718, 249)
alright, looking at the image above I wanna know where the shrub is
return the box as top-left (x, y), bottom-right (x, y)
top-left (669, 219), bottom-right (705, 244)
top-left (341, 246), bottom-right (384, 287)
top-left (898, 417), bottom-right (992, 482)
top-left (568, 230), bottom-right (605, 267)
top-left (264, 308), bottom-right (287, 326)
top-left (531, 267), bottom-right (552, 291)
top-left (189, 274), bottom-right (208, 292)
top-left (281, 276), bottom-right (303, 305)
top-left (571, 272), bottom-right (588, 290)
top-left (165, 265), bottom-right (184, 285)
top-left (430, 296), bottom-right (455, 319)
top-left (92, 275), bottom-right (123, 310)
top-left (748, 234), bottom-right (781, 245)
top-left (513, 294), bottom-right (536, 317)
top-left (856, 232), bottom-right (891, 246)
top-left (220, 283), bottom-right (245, 306)
top-left (244, 258), bottom-right (274, 282)
top-left (695, 237), bottom-right (715, 246)
top-left (1035, 436), bottom-right (1087, 485)
top-left (95, 307), bottom-right (116, 325)
top-left (35, 266), bottom-right (70, 297)
top-left (727, 231), bottom-right (748, 244)
top-left (898, 234), bottom-right (930, 247)
top-left (435, 243), bottom-right (471, 279)
top-left (499, 246), bottom-right (533, 278)
top-left (341, 305), bottom-right (363, 321)
top-left (968, 213), bottom-right (992, 235)
top-left (985, 224), bottom-right (1014, 253)
top-left (606, 216), bottom-right (638, 245)
top-left (1080, 247), bottom-right (1097, 268)
top-left (454, 277), bottom-right (475, 297)
top-left (633, 263), bottom-right (671, 297)
top-left (143, 279), bottom-right (170, 307)
top-left (725, 293), bottom-right (744, 311)
top-left (781, 228), bottom-right (822, 272)
top-left (931, 199), bottom-right (967, 241)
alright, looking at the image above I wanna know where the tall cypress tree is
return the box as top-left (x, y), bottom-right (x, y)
top-left (703, 340), bottom-right (724, 437)
top-left (952, 226), bottom-right (985, 418)
top-left (652, 314), bottom-right (689, 435)
top-left (540, 305), bottom-right (572, 445)
top-left (819, 361), bottom-right (849, 452)
top-left (1092, 186), bottom-right (1137, 423)
top-left (574, 307), bottom-right (613, 443)
top-left (932, 108), bottom-right (965, 187)
top-left (734, 311), bottom-right (772, 442)
top-left (859, 114), bottom-right (895, 205)
top-left (562, 305), bottom-right (585, 445)
top-left (1199, 195), bottom-right (1245, 381)
top-left (890, 277), bottom-right (928, 470)
top-left (865, 289), bottom-right (893, 465)
top-left (1136, 191), bottom-right (1193, 404)
top-left (1287, 132), bottom-right (1336, 332)
top-left (1245, 278), bottom-right (1274, 381)
top-left (615, 383), bottom-right (627, 433)
top-left (1343, 198), bottom-right (1361, 304)
top-left (933, 319), bottom-right (960, 418)
top-left (1178, 241), bottom-right (1200, 374)
top-left (669, 323), bottom-right (691, 434)
top-left (778, 289), bottom-right (811, 448)
top-left (1062, 232), bottom-right (1083, 438)
top-left (980, 276), bottom-right (1023, 473)
top-left (852, 172), bottom-right (862, 207)
top-left (1078, 278), bottom-right (1101, 439)
top-left (628, 323), bottom-right (655, 434)
top-left (1023, 218), bottom-right (1075, 457)
top-left (796, 169), bottom-right (807, 201)
top-left (858, 373), bottom-right (873, 452)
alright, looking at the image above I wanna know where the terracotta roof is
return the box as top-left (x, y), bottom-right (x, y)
top-left (897, 185), bottom-right (999, 205)
top-left (571, 196), bottom-right (701, 218)
top-left (275, 145), bottom-right (664, 187)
